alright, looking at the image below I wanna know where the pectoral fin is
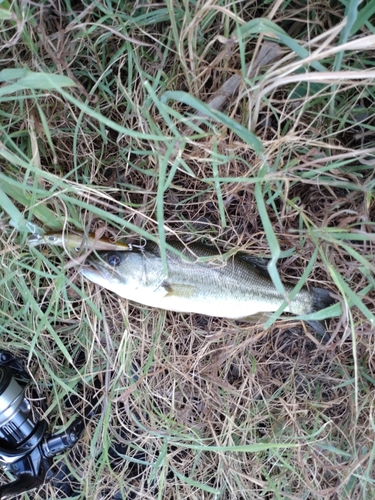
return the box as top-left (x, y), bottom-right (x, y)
top-left (160, 280), bottom-right (197, 298)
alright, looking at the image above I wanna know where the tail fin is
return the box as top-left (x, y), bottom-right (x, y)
top-left (311, 287), bottom-right (336, 312)
top-left (307, 287), bottom-right (336, 338)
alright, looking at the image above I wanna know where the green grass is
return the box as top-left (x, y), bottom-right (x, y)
top-left (0, 0), bottom-right (375, 498)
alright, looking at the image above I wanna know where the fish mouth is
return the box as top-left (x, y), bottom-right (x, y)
top-left (86, 255), bottom-right (98, 267)
top-left (82, 257), bottom-right (105, 278)
top-left (81, 258), bottom-right (124, 292)
top-left (82, 256), bottom-right (119, 281)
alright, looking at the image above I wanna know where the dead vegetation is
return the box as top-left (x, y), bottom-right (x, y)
top-left (0, 1), bottom-right (375, 499)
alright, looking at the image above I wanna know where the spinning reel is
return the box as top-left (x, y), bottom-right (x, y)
top-left (0, 350), bottom-right (90, 499)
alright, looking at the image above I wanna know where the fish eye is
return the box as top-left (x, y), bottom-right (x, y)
top-left (107, 253), bottom-right (122, 267)
top-left (47, 236), bottom-right (56, 241)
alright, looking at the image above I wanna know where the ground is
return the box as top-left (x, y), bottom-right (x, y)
top-left (0, 1), bottom-right (375, 499)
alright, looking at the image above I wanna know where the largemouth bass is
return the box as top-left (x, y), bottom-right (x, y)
top-left (28, 232), bottom-right (132, 252)
top-left (81, 240), bottom-right (334, 334)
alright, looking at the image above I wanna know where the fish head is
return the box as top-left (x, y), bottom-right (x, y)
top-left (80, 250), bottom-right (144, 298)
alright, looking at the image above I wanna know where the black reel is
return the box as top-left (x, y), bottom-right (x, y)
top-left (0, 350), bottom-right (90, 499)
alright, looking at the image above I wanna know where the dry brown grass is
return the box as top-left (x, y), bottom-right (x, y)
top-left (0, 1), bottom-right (375, 499)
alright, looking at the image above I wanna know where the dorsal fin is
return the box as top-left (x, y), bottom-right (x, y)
top-left (237, 253), bottom-right (270, 278)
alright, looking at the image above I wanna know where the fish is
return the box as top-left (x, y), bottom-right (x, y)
top-left (80, 240), bottom-right (335, 335)
top-left (27, 232), bottom-right (132, 252)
